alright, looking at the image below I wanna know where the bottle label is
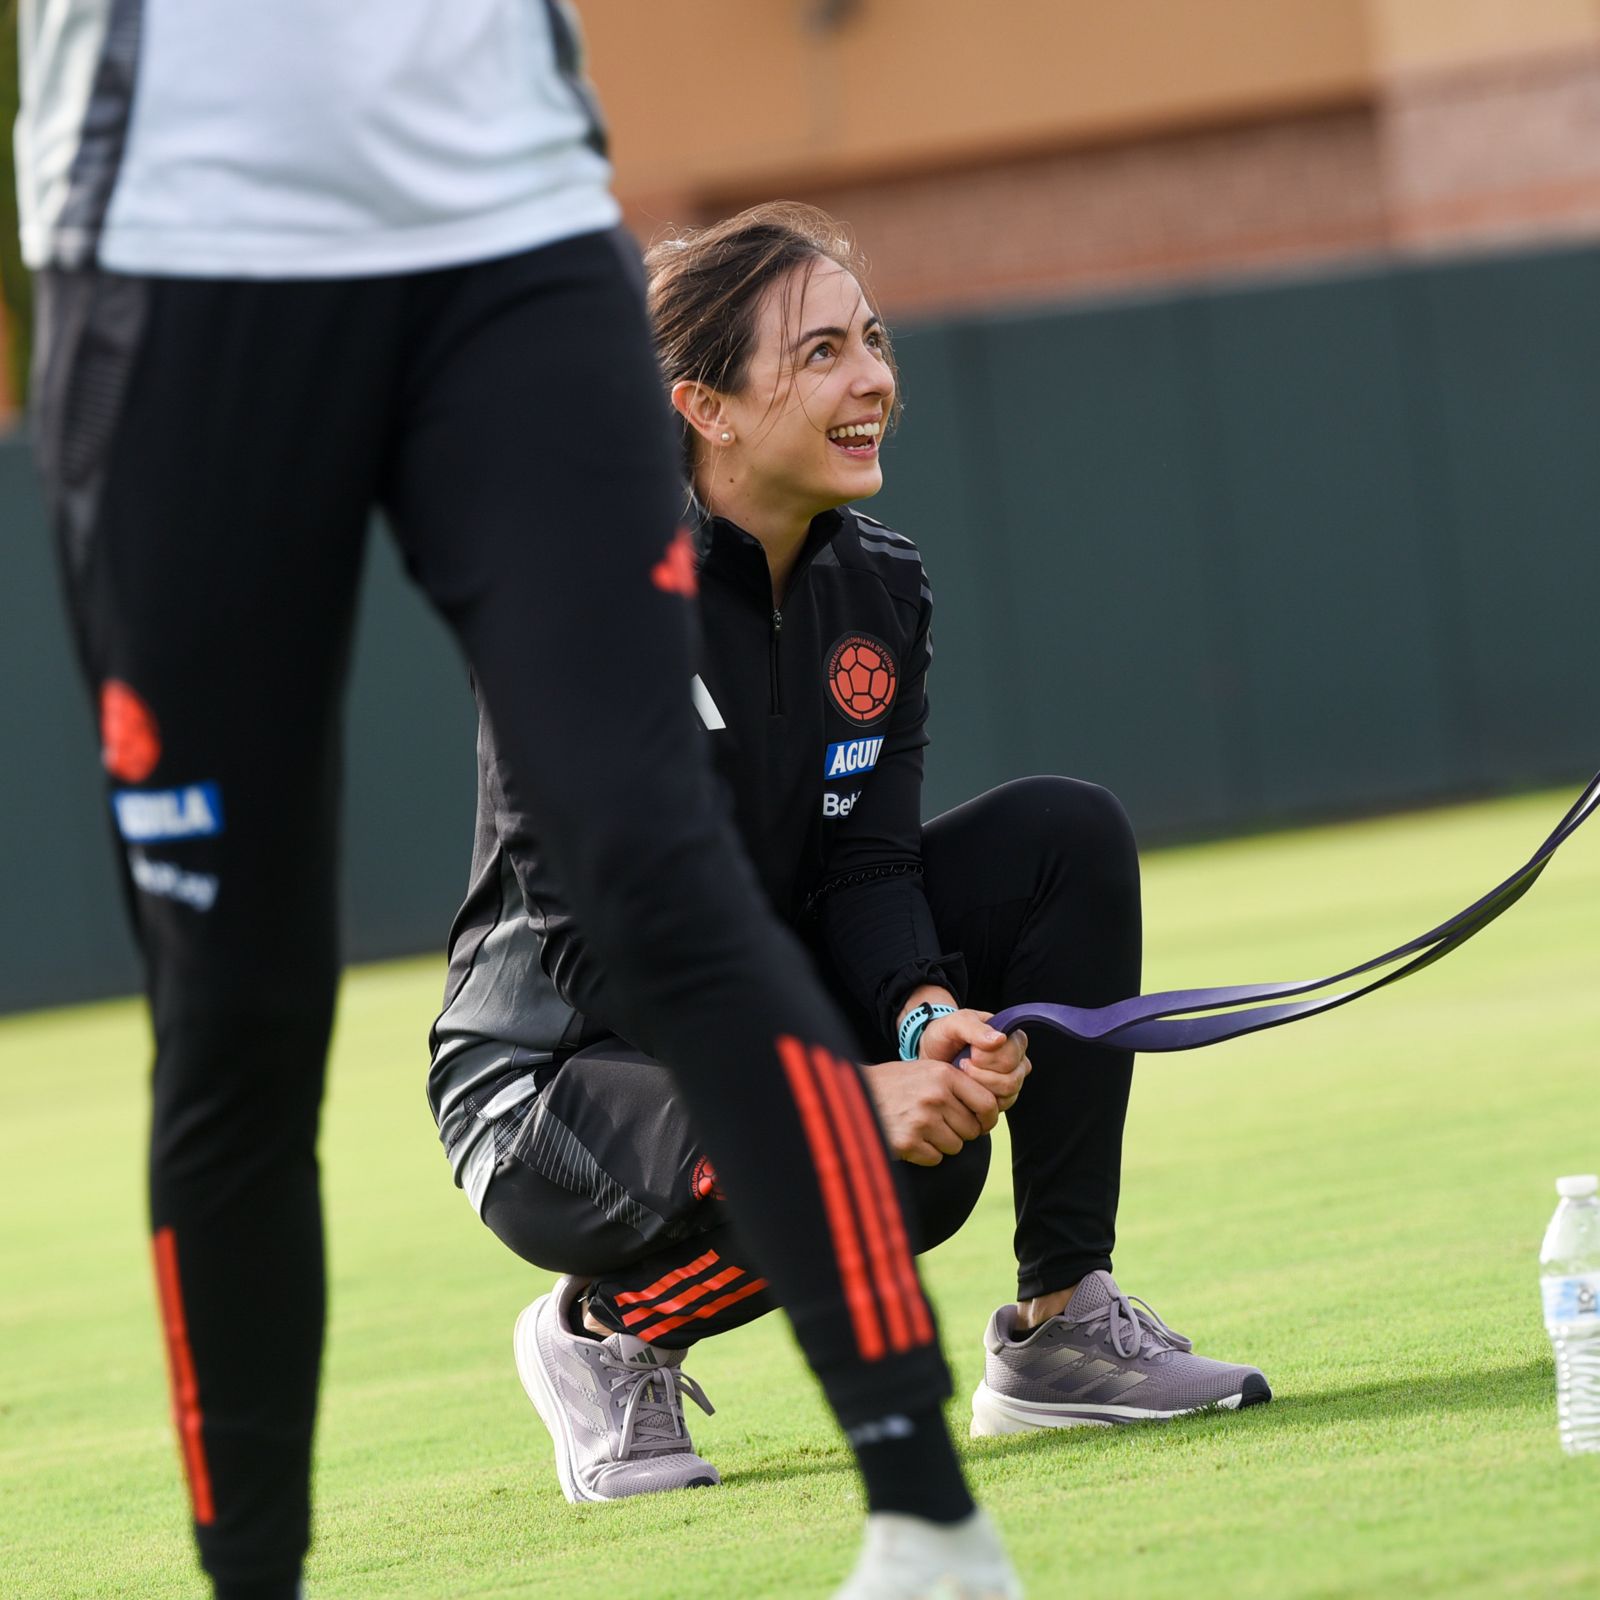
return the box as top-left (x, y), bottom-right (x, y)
top-left (1542, 1272), bottom-right (1600, 1326)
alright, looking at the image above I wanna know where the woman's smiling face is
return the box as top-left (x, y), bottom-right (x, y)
top-left (716, 257), bottom-right (896, 518)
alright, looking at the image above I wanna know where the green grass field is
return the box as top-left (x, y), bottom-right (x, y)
top-left (5, 786), bottom-right (1599, 1599)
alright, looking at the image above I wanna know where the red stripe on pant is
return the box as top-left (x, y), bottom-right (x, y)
top-left (634, 1276), bottom-right (771, 1343)
top-left (776, 1035), bottom-right (886, 1361)
top-left (151, 1227), bottom-right (216, 1525)
top-left (620, 1265), bottom-right (743, 1327)
top-left (612, 1248), bottom-right (721, 1307)
top-left (809, 1045), bottom-right (914, 1353)
top-left (833, 1056), bottom-right (935, 1346)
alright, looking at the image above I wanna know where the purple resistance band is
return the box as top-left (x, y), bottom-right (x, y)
top-left (975, 768), bottom-right (1600, 1055)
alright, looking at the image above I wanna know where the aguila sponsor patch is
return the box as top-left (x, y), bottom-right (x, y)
top-left (825, 736), bottom-right (883, 778)
top-left (112, 782), bottom-right (224, 843)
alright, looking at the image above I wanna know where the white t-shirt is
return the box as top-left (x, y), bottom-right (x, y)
top-left (16, 0), bottom-right (621, 276)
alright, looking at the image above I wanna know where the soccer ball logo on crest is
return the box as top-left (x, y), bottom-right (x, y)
top-left (827, 633), bottom-right (898, 726)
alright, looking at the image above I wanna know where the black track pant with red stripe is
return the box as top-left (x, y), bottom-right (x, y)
top-left (480, 775), bottom-right (1143, 1344)
top-left (30, 233), bottom-right (948, 1594)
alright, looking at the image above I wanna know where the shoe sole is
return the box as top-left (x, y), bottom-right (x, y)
top-left (513, 1295), bottom-right (608, 1505)
top-left (970, 1373), bottom-right (1271, 1436)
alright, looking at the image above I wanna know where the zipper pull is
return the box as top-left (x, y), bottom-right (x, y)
top-left (769, 609), bottom-right (784, 714)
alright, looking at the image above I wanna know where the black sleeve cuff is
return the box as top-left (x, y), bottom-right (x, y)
top-left (873, 954), bottom-right (969, 1046)
top-left (817, 872), bottom-right (967, 1044)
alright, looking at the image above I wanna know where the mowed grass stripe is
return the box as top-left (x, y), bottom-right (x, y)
top-left (3, 784), bottom-right (1597, 1597)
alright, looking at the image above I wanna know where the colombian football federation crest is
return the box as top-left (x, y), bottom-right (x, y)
top-left (826, 633), bottom-right (897, 727)
top-left (691, 1155), bottom-right (722, 1202)
top-left (100, 680), bottom-right (162, 782)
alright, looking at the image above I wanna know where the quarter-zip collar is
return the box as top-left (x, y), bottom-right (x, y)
top-left (690, 499), bottom-right (844, 604)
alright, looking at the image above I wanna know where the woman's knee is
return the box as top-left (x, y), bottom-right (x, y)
top-left (968, 775), bottom-right (1139, 889)
top-left (904, 1135), bottom-right (991, 1254)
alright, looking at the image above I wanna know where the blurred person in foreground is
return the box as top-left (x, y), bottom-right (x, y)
top-left (433, 203), bottom-right (1269, 1509)
top-left (14, 6), bottom-right (1015, 1598)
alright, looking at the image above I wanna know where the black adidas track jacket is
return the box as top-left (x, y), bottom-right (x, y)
top-left (429, 504), bottom-right (965, 1171)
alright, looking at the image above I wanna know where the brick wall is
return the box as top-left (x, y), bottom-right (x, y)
top-left (1383, 45), bottom-right (1600, 249)
top-left (631, 43), bottom-right (1600, 321)
top-left (695, 108), bottom-right (1390, 318)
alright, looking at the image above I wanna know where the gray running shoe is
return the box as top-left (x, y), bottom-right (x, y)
top-left (970, 1270), bottom-right (1270, 1434)
top-left (832, 1509), bottom-right (1023, 1599)
top-left (513, 1275), bottom-right (720, 1502)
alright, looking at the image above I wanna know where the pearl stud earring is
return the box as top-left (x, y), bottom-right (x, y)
top-left (721, 431), bottom-right (732, 442)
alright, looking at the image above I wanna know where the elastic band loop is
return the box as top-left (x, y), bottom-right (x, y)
top-left (959, 768), bottom-right (1599, 1058)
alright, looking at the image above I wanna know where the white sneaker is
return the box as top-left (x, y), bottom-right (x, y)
top-left (832, 1509), bottom-right (1023, 1599)
top-left (513, 1275), bottom-right (719, 1503)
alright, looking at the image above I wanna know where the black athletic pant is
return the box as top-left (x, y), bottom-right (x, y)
top-left (31, 232), bottom-right (947, 1594)
top-left (482, 776), bottom-right (1142, 1342)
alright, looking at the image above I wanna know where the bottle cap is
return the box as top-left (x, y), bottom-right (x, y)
top-left (1556, 1174), bottom-right (1599, 1198)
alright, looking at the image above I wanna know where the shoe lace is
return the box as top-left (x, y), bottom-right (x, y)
top-left (601, 1350), bottom-right (715, 1459)
top-left (1083, 1290), bottom-right (1194, 1362)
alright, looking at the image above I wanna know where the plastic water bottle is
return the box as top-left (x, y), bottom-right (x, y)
top-left (1540, 1173), bottom-right (1600, 1454)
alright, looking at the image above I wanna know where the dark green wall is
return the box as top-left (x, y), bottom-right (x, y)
top-left (876, 243), bottom-right (1600, 830)
top-left (3, 240), bottom-right (1597, 1012)
top-left (0, 447), bottom-right (477, 1012)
